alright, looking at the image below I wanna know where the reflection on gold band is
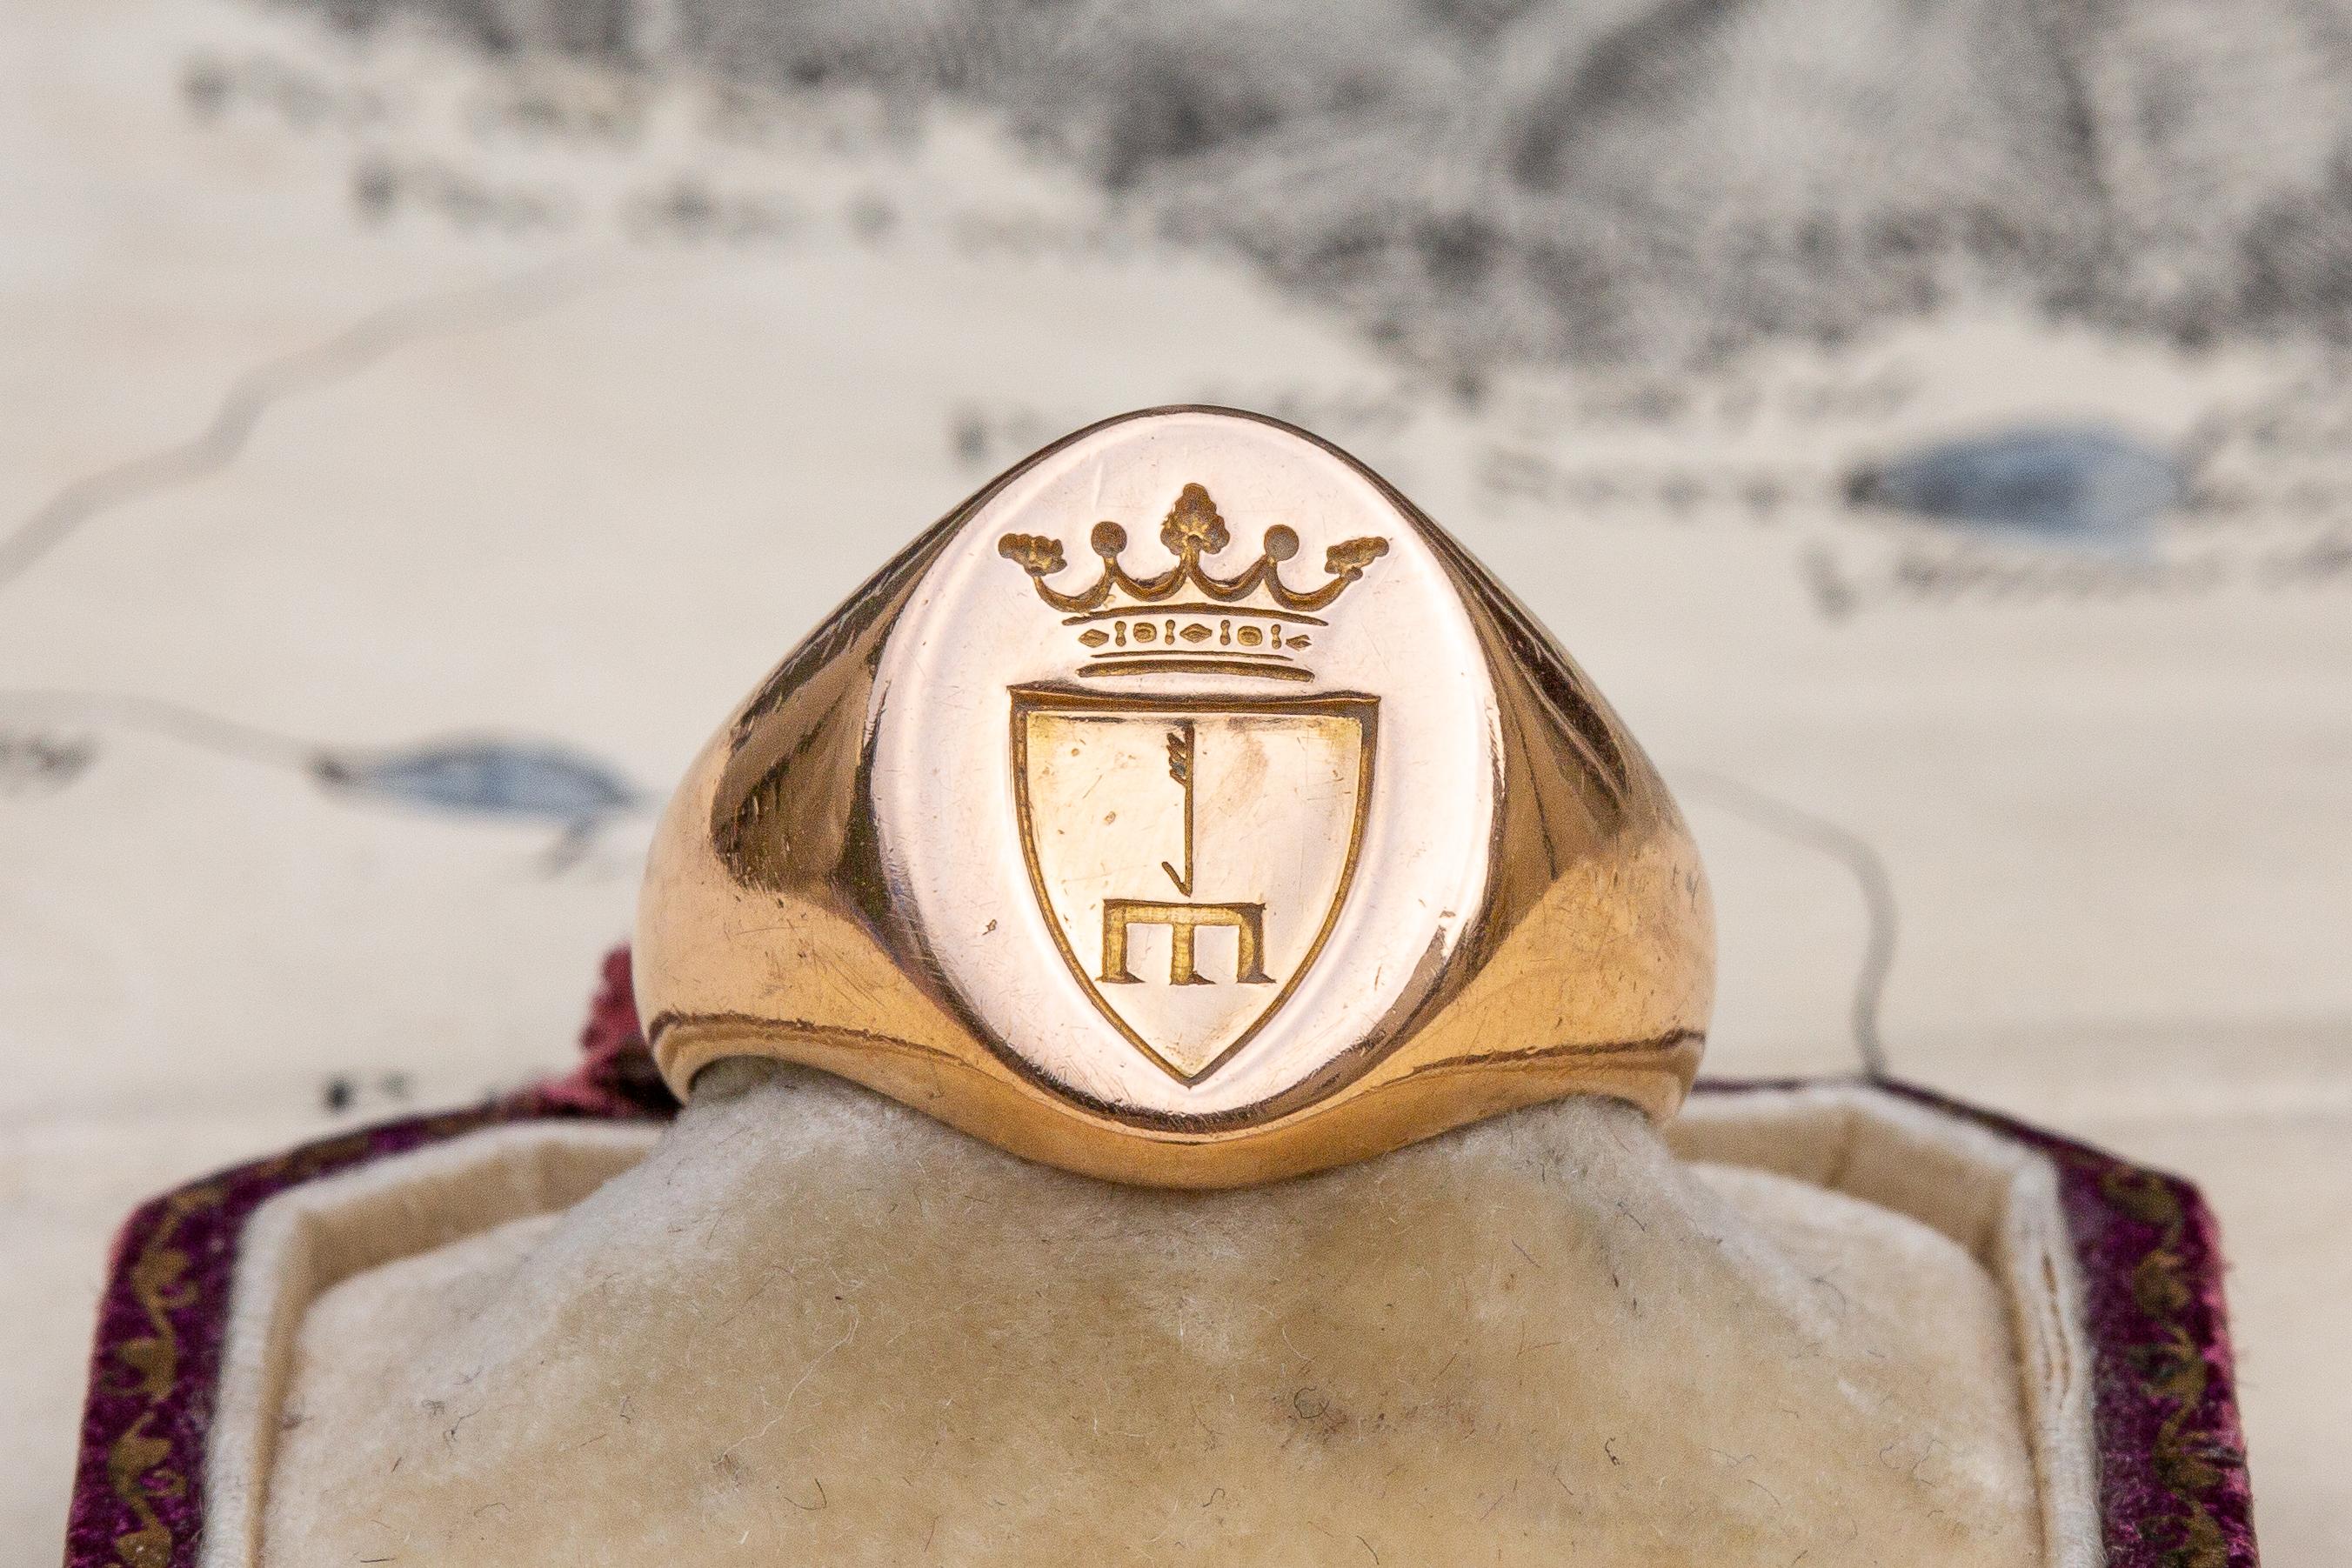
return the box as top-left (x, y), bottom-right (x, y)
top-left (633, 407), bottom-right (1713, 1187)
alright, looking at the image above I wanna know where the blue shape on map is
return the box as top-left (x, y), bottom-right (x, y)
top-left (1844, 426), bottom-right (2184, 541)
top-left (315, 740), bottom-right (639, 826)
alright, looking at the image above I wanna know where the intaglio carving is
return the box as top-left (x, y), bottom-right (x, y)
top-left (635, 408), bottom-right (1713, 1187)
top-left (998, 482), bottom-right (1387, 682)
top-left (999, 483), bottom-right (1387, 1084)
top-left (1011, 686), bottom-right (1375, 1084)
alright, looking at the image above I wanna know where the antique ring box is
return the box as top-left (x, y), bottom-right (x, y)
top-left (68, 411), bottom-right (2255, 1568)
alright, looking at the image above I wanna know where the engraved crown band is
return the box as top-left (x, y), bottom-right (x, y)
top-left (997, 481), bottom-right (1387, 683)
top-left (635, 407), bottom-right (1714, 1186)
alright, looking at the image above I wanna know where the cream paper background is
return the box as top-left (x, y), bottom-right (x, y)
top-left (0, 2), bottom-right (2345, 1560)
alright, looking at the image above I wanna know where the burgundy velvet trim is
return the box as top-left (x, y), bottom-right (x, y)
top-left (63, 952), bottom-right (2255, 1566)
top-left (63, 951), bottom-right (672, 1568)
top-left (1871, 1080), bottom-right (2258, 1568)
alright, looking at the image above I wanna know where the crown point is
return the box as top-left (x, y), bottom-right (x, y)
top-left (1163, 484), bottom-right (1229, 557)
top-left (999, 532), bottom-right (1066, 577)
top-left (1325, 537), bottom-right (1390, 576)
top-left (997, 483), bottom-right (1386, 628)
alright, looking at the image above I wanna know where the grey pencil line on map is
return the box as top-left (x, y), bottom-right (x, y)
top-left (0, 687), bottom-right (645, 871)
top-left (0, 256), bottom-right (608, 592)
top-left (1671, 771), bottom-right (1898, 1080)
top-left (0, 688), bottom-right (314, 766)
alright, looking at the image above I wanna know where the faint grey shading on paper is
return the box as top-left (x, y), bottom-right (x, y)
top-left (0, 690), bottom-right (645, 868)
top-left (286, 0), bottom-right (2352, 367)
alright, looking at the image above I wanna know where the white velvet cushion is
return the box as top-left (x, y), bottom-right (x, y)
top-left (206, 1071), bottom-right (2097, 1566)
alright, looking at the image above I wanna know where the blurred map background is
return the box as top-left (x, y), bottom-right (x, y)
top-left (2, 0), bottom-right (2347, 1558)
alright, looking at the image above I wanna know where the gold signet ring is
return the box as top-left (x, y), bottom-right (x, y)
top-left (637, 408), bottom-right (1713, 1186)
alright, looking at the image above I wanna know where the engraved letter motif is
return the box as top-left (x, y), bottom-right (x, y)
top-left (1097, 722), bottom-right (1276, 991)
top-left (1100, 898), bottom-right (1273, 988)
top-left (1002, 484), bottom-right (1384, 1085)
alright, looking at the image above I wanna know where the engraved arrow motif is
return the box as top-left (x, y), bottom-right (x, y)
top-left (1160, 721), bottom-right (1195, 896)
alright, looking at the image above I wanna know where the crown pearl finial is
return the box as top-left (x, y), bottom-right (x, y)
top-left (1091, 521), bottom-right (1127, 557)
top-left (1263, 525), bottom-right (1299, 562)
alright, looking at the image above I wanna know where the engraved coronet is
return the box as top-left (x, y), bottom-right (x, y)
top-left (998, 480), bottom-right (1390, 682)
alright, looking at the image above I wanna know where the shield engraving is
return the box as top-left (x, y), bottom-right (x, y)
top-left (1010, 686), bottom-right (1377, 1084)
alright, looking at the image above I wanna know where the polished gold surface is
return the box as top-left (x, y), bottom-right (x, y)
top-left (635, 407), bottom-right (1713, 1186)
